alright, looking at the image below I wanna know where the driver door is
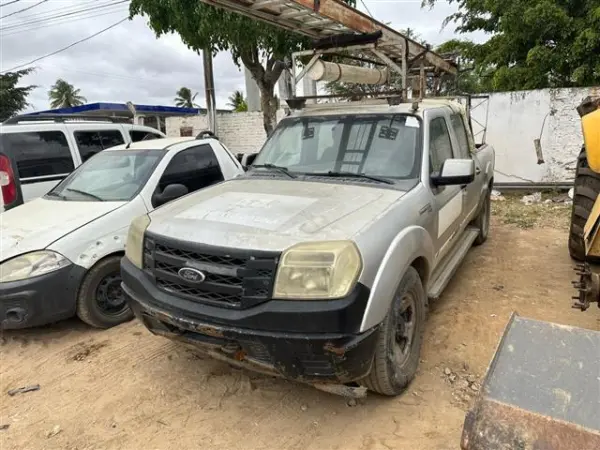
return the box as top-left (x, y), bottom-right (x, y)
top-left (428, 113), bottom-right (465, 263)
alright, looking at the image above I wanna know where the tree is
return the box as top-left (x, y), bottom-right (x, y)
top-left (423, 0), bottom-right (600, 91)
top-left (129, 0), bottom-right (354, 135)
top-left (174, 87), bottom-right (199, 108)
top-left (48, 79), bottom-right (86, 109)
top-left (0, 68), bottom-right (36, 121)
top-left (227, 90), bottom-right (248, 112)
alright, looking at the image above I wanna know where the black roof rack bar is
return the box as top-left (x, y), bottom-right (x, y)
top-left (2, 114), bottom-right (132, 125)
top-left (285, 90), bottom-right (405, 109)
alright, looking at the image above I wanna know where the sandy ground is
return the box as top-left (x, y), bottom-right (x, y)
top-left (1, 199), bottom-right (598, 450)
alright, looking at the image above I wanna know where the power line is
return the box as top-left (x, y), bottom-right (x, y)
top-left (0, 0), bottom-right (128, 31)
top-left (359, 0), bottom-right (374, 17)
top-left (0, 0), bottom-right (22, 7)
top-left (3, 0), bottom-right (97, 22)
top-left (0, 0), bottom-right (48, 19)
top-left (1, 17), bottom-right (128, 73)
top-left (1, 6), bottom-right (128, 36)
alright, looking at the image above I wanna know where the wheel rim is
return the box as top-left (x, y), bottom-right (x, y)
top-left (95, 273), bottom-right (126, 316)
top-left (392, 292), bottom-right (417, 366)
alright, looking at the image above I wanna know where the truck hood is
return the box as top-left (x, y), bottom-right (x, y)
top-left (0, 198), bottom-right (126, 262)
top-left (147, 178), bottom-right (406, 251)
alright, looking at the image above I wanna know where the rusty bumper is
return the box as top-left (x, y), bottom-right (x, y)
top-left (461, 313), bottom-right (600, 450)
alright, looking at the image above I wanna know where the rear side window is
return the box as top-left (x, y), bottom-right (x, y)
top-left (74, 130), bottom-right (125, 162)
top-left (429, 117), bottom-right (454, 173)
top-left (158, 144), bottom-right (224, 193)
top-left (450, 113), bottom-right (470, 158)
top-left (1, 131), bottom-right (74, 179)
top-left (130, 130), bottom-right (162, 142)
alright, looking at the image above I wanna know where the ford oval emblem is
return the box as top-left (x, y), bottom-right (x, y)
top-left (178, 267), bottom-right (206, 283)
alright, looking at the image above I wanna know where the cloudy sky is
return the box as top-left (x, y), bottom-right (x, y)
top-left (0, 0), bottom-right (485, 112)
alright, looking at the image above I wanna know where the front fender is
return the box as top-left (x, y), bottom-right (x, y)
top-left (359, 226), bottom-right (434, 332)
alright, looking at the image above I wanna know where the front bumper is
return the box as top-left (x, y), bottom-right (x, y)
top-left (122, 257), bottom-right (378, 384)
top-left (0, 263), bottom-right (86, 329)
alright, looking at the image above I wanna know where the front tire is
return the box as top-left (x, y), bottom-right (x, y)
top-left (361, 267), bottom-right (427, 396)
top-left (76, 256), bottom-right (133, 329)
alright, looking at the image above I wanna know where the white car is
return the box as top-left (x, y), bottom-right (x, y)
top-left (0, 135), bottom-right (244, 329)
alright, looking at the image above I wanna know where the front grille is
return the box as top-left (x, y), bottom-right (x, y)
top-left (144, 234), bottom-right (279, 309)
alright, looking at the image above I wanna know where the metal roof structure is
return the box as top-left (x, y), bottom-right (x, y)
top-left (198, 0), bottom-right (457, 75)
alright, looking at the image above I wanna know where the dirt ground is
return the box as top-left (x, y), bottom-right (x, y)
top-left (1, 196), bottom-right (598, 450)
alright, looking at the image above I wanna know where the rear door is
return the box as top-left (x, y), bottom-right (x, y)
top-left (1, 127), bottom-right (75, 202)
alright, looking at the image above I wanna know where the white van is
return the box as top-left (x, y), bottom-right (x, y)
top-left (0, 114), bottom-right (165, 212)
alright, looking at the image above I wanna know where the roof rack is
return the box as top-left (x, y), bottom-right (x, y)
top-left (196, 130), bottom-right (219, 140)
top-left (2, 114), bottom-right (132, 125)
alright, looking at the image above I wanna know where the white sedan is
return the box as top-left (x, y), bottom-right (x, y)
top-left (0, 135), bottom-right (244, 329)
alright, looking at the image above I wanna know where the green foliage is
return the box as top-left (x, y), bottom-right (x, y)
top-left (227, 90), bottom-right (248, 112)
top-left (0, 68), bottom-right (36, 121)
top-left (425, 0), bottom-right (600, 91)
top-left (48, 79), bottom-right (86, 109)
top-left (175, 87), bottom-right (199, 108)
top-left (129, 0), bottom-right (354, 133)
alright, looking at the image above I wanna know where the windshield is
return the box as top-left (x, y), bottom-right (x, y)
top-left (252, 114), bottom-right (421, 180)
top-left (47, 149), bottom-right (164, 202)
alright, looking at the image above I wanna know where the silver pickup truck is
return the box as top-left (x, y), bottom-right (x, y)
top-left (121, 98), bottom-right (495, 397)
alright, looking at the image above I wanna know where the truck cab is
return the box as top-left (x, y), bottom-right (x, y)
top-left (120, 97), bottom-right (495, 397)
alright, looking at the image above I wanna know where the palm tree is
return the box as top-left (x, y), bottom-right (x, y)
top-left (227, 90), bottom-right (248, 112)
top-left (174, 87), bottom-right (199, 108)
top-left (48, 79), bottom-right (86, 109)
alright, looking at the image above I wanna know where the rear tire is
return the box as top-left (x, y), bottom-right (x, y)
top-left (569, 147), bottom-right (600, 262)
top-left (361, 267), bottom-right (427, 396)
top-left (76, 256), bottom-right (133, 329)
top-left (473, 189), bottom-right (491, 246)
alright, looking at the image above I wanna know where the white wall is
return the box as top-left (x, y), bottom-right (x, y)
top-left (167, 86), bottom-right (600, 182)
top-left (471, 87), bottom-right (600, 182)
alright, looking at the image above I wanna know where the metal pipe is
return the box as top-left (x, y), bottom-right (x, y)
top-left (494, 182), bottom-right (573, 191)
top-left (203, 48), bottom-right (217, 134)
top-left (307, 59), bottom-right (388, 84)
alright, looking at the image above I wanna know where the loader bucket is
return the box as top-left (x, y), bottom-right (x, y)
top-left (461, 313), bottom-right (600, 450)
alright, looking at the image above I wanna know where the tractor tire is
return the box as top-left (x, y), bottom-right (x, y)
top-left (568, 146), bottom-right (600, 261)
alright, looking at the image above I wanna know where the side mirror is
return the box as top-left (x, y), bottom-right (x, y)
top-left (431, 159), bottom-right (475, 187)
top-left (153, 183), bottom-right (189, 207)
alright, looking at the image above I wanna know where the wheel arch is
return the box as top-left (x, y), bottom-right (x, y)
top-left (359, 226), bottom-right (434, 332)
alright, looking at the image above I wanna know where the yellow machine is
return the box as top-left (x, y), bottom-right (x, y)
top-left (570, 95), bottom-right (600, 310)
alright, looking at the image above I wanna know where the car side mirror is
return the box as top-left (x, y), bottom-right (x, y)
top-left (431, 159), bottom-right (475, 187)
top-left (153, 183), bottom-right (189, 207)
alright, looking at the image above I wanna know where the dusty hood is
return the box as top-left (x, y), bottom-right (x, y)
top-left (1, 198), bottom-right (125, 261)
top-left (147, 178), bottom-right (406, 251)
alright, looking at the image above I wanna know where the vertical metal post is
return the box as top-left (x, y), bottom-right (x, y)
top-left (290, 54), bottom-right (298, 98)
top-left (203, 48), bottom-right (217, 134)
top-left (419, 60), bottom-right (425, 101)
top-left (401, 38), bottom-right (408, 100)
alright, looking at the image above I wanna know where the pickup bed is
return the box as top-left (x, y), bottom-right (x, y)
top-left (121, 98), bottom-right (495, 397)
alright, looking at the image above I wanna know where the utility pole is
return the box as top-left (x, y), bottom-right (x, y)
top-left (203, 48), bottom-right (217, 134)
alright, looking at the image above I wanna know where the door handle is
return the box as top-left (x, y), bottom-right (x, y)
top-left (475, 167), bottom-right (481, 175)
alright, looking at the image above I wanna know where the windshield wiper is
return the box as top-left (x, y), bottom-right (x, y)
top-left (65, 188), bottom-right (104, 201)
top-left (251, 164), bottom-right (296, 178)
top-left (311, 171), bottom-right (394, 185)
top-left (46, 191), bottom-right (66, 200)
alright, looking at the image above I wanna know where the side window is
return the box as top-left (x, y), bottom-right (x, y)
top-left (130, 130), bottom-right (162, 142)
top-left (74, 130), bottom-right (124, 162)
top-left (3, 131), bottom-right (74, 179)
top-left (158, 144), bottom-right (224, 193)
top-left (450, 113), bottom-right (470, 158)
top-left (429, 117), bottom-right (454, 173)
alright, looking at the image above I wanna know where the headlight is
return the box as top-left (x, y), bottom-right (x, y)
top-left (125, 214), bottom-right (151, 269)
top-left (273, 241), bottom-right (362, 299)
top-left (0, 251), bottom-right (71, 283)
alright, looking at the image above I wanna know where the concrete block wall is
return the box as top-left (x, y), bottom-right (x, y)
top-left (166, 110), bottom-right (286, 155)
top-left (167, 86), bottom-right (600, 182)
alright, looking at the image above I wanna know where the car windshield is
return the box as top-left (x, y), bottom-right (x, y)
top-left (252, 114), bottom-right (421, 181)
top-left (47, 149), bottom-right (164, 202)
